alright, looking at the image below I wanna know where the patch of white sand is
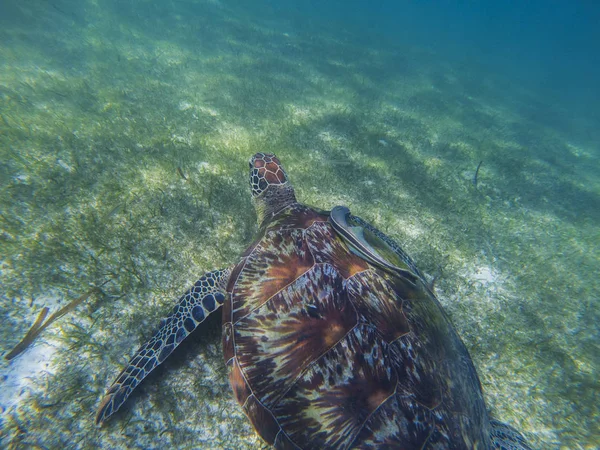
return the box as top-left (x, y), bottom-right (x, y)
top-left (1, 294), bottom-right (63, 415)
top-left (0, 341), bottom-right (57, 414)
top-left (472, 265), bottom-right (500, 285)
top-left (459, 263), bottom-right (510, 300)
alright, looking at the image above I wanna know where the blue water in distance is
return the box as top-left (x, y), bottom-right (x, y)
top-left (253, 0), bottom-right (600, 125)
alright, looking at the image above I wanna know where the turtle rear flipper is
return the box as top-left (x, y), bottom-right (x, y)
top-left (490, 419), bottom-right (532, 450)
top-left (96, 268), bottom-right (231, 425)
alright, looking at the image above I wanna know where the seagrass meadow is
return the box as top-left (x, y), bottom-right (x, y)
top-left (1, 1), bottom-right (598, 449)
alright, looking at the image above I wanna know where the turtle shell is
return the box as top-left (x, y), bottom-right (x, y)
top-left (222, 203), bottom-right (490, 449)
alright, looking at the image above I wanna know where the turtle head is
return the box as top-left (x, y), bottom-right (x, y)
top-left (249, 152), bottom-right (297, 225)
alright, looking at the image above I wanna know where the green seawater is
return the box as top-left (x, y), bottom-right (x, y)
top-left (1, 1), bottom-right (598, 449)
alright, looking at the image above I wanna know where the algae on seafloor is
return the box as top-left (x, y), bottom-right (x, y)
top-left (5, 282), bottom-right (107, 361)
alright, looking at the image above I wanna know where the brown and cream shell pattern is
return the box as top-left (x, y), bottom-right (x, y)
top-left (96, 153), bottom-right (531, 449)
top-left (222, 203), bottom-right (490, 449)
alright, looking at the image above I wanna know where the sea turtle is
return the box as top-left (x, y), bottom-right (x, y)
top-left (96, 153), bottom-right (531, 449)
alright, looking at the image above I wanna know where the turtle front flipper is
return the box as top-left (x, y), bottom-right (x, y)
top-left (95, 267), bottom-right (231, 425)
top-left (328, 205), bottom-right (421, 282)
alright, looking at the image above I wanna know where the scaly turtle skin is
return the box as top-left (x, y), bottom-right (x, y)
top-left (96, 153), bottom-right (531, 449)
